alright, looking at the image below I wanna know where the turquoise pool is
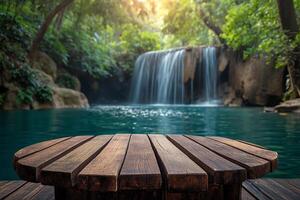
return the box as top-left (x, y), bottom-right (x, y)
top-left (1, 105), bottom-right (300, 180)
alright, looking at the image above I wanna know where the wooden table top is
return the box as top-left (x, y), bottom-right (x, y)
top-left (13, 134), bottom-right (278, 193)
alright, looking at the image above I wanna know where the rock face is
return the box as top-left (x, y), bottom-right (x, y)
top-left (218, 49), bottom-right (285, 106)
top-left (32, 51), bottom-right (57, 79)
top-left (1, 52), bottom-right (89, 110)
top-left (274, 99), bottom-right (300, 113)
top-left (32, 87), bottom-right (89, 109)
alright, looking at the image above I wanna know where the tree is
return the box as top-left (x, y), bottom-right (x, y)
top-left (28, 0), bottom-right (74, 60)
top-left (276, 0), bottom-right (300, 97)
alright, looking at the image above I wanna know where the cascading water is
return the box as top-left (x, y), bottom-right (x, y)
top-left (130, 49), bottom-right (185, 104)
top-left (200, 47), bottom-right (219, 105)
top-left (130, 46), bottom-right (220, 105)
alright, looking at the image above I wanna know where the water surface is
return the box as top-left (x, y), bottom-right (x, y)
top-left (1, 105), bottom-right (300, 180)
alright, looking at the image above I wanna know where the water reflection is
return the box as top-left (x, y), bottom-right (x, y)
top-left (1, 105), bottom-right (300, 179)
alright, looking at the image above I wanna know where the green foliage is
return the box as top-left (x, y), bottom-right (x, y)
top-left (35, 85), bottom-right (53, 103)
top-left (11, 64), bottom-right (53, 104)
top-left (16, 88), bottom-right (33, 105)
top-left (119, 24), bottom-right (161, 71)
top-left (221, 0), bottom-right (297, 68)
top-left (56, 74), bottom-right (78, 90)
top-left (163, 0), bottom-right (217, 46)
top-left (0, 93), bottom-right (5, 106)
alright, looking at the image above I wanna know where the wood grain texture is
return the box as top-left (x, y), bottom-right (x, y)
top-left (77, 134), bottom-right (131, 192)
top-left (251, 179), bottom-right (300, 200)
top-left (40, 135), bottom-right (112, 187)
top-left (119, 134), bottom-right (161, 190)
top-left (0, 181), bottom-right (8, 187)
top-left (15, 136), bottom-right (93, 182)
top-left (4, 182), bottom-right (43, 200)
top-left (187, 135), bottom-right (271, 179)
top-left (241, 187), bottom-right (256, 200)
top-left (149, 134), bottom-right (208, 192)
top-left (0, 181), bottom-right (26, 199)
top-left (168, 135), bottom-right (246, 184)
top-left (209, 136), bottom-right (278, 171)
top-left (14, 137), bottom-right (70, 164)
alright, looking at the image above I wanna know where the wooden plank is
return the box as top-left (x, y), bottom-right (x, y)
top-left (15, 136), bottom-right (93, 182)
top-left (242, 180), bottom-right (271, 200)
top-left (40, 135), bottom-right (112, 188)
top-left (237, 139), bottom-right (266, 149)
top-left (0, 181), bottom-right (27, 199)
top-left (5, 182), bottom-right (43, 200)
top-left (209, 136), bottom-right (278, 171)
top-left (149, 134), bottom-right (208, 192)
top-left (119, 134), bottom-right (161, 190)
top-left (167, 135), bottom-right (246, 184)
top-left (14, 137), bottom-right (70, 162)
top-left (30, 185), bottom-right (55, 200)
top-left (273, 179), bottom-right (300, 197)
top-left (77, 134), bottom-right (131, 192)
top-left (284, 179), bottom-right (300, 190)
top-left (0, 181), bottom-right (8, 187)
top-left (241, 187), bottom-right (256, 200)
top-left (186, 135), bottom-right (270, 179)
top-left (253, 179), bottom-right (300, 200)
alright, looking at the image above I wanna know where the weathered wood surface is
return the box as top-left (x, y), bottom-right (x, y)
top-left (186, 135), bottom-right (271, 178)
top-left (16, 136), bottom-right (93, 182)
top-left (209, 136), bottom-right (278, 171)
top-left (119, 134), bottom-right (161, 190)
top-left (2, 179), bottom-right (300, 199)
top-left (41, 135), bottom-right (112, 187)
top-left (243, 179), bottom-right (300, 200)
top-left (13, 134), bottom-right (278, 200)
top-left (78, 134), bottom-right (130, 192)
top-left (168, 135), bottom-right (246, 185)
top-left (14, 137), bottom-right (70, 163)
top-left (149, 134), bottom-right (208, 192)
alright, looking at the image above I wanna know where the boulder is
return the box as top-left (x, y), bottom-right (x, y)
top-left (32, 69), bottom-right (55, 86)
top-left (221, 50), bottom-right (284, 106)
top-left (52, 87), bottom-right (89, 109)
top-left (32, 51), bottom-right (57, 79)
top-left (274, 99), bottom-right (300, 113)
top-left (55, 73), bottom-right (81, 91)
top-left (32, 87), bottom-right (89, 109)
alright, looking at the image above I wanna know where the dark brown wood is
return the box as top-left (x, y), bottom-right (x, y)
top-left (0, 181), bottom-right (8, 187)
top-left (251, 179), bottom-right (300, 200)
top-left (40, 135), bottom-right (112, 187)
top-left (119, 134), bottom-right (161, 190)
top-left (0, 181), bottom-right (26, 199)
top-left (14, 137), bottom-right (70, 163)
top-left (223, 183), bottom-right (242, 200)
top-left (30, 185), bottom-right (54, 200)
top-left (273, 179), bottom-right (300, 197)
top-left (148, 134), bottom-right (208, 192)
top-left (15, 136), bottom-right (93, 182)
top-left (168, 135), bottom-right (246, 184)
top-left (241, 187), bottom-right (256, 200)
top-left (186, 135), bottom-right (271, 179)
top-left (77, 134), bottom-right (131, 192)
top-left (4, 182), bottom-right (43, 200)
top-left (209, 136), bottom-right (278, 171)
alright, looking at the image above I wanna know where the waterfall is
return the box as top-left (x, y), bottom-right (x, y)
top-left (201, 47), bottom-right (218, 104)
top-left (130, 46), bottom-right (220, 105)
top-left (130, 49), bottom-right (185, 104)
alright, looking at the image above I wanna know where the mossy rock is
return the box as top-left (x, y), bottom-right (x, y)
top-left (55, 73), bottom-right (81, 91)
top-left (32, 51), bottom-right (57, 79)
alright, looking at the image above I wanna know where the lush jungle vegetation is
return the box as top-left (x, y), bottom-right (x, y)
top-left (0, 0), bottom-right (300, 108)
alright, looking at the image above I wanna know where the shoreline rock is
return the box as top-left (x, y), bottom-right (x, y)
top-left (274, 99), bottom-right (300, 113)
